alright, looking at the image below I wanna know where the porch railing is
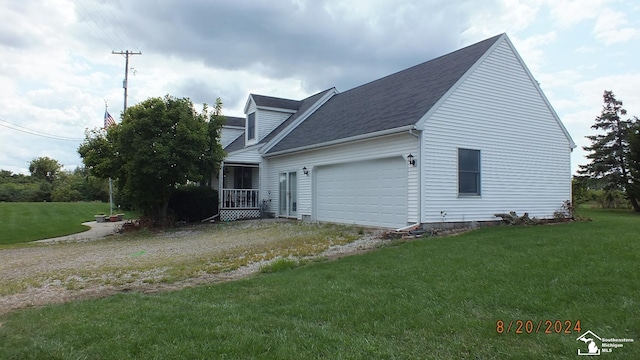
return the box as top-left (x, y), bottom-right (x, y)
top-left (222, 189), bottom-right (260, 209)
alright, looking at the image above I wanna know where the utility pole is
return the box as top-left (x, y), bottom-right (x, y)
top-left (109, 51), bottom-right (140, 217)
top-left (112, 50), bottom-right (141, 113)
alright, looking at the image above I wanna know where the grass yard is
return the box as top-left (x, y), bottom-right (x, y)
top-left (0, 208), bottom-right (638, 359)
top-left (0, 202), bottom-right (134, 245)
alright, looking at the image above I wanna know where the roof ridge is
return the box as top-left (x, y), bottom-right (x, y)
top-left (250, 93), bottom-right (301, 102)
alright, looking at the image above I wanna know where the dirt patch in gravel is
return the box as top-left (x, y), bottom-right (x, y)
top-left (0, 220), bottom-right (392, 316)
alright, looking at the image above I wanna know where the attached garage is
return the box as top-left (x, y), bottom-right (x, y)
top-left (314, 157), bottom-right (408, 228)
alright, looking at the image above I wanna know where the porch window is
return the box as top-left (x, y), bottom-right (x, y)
top-left (247, 112), bottom-right (256, 140)
top-left (458, 148), bottom-right (480, 195)
top-left (234, 167), bottom-right (253, 189)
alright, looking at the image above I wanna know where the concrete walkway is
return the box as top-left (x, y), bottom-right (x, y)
top-left (35, 220), bottom-right (124, 244)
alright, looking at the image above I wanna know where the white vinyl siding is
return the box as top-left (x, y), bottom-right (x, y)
top-left (245, 108), bottom-right (291, 146)
top-left (265, 133), bottom-right (419, 225)
top-left (258, 110), bottom-right (291, 142)
top-left (407, 160), bottom-right (419, 220)
top-left (421, 38), bottom-right (572, 223)
top-left (225, 146), bottom-right (262, 164)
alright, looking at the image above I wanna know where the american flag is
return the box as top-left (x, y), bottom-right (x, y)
top-left (104, 110), bottom-right (116, 128)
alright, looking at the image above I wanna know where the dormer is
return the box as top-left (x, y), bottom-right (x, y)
top-left (243, 94), bottom-right (302, 146)
top-left (220, 116), bottom-right (245, 148)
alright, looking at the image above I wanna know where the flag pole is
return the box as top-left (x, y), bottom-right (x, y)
top-left (105, 100), bottom-right (114, 216)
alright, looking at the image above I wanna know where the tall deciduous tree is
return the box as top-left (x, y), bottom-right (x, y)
top-left (79, 95), bottom-right (224, 225)
top-left (28, 156), bottom-right (62, 182)
top-left (200, 97), bottom-right (227, 186)
top-left (578, 91), bottom-right (640, 212)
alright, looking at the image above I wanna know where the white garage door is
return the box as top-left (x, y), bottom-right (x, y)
top-left (316, 157), bottom-right (407, 228)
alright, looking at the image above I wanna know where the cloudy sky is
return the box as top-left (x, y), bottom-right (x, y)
top-left (1, 0), bottom-right (639, 175)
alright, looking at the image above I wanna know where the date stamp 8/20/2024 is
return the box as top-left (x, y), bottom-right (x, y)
top-left (496, 319), bottom-right (581, 335)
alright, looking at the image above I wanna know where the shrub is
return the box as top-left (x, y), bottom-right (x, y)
top-left (168, 186), bottom-right (218, 222)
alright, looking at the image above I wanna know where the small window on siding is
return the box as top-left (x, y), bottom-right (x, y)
top-left (247, 112), bottom-right (256, 140)
top-left (458, 148), bottom-right (480, 195)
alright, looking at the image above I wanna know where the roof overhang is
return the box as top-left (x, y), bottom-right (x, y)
top-left (264, 125), bottom-right (415, 157)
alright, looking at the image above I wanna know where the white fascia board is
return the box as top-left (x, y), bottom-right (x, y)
top-left (414, 34), bottom-right (506, 131)
top-left (243, 95), bottom-right (254, 114)
top-left (255, 106), bottom-right (297, 114)
top-left (223, 125), bottom-right (245, 130)
top-left (260, 88), bottom-right (338, 155)
top-left (501, 35), bottom-right (577, 149)
top-left (264, 124), bottom-right (415, 158)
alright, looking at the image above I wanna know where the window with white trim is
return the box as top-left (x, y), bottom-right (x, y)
top-left (247, 112), bottom-right (256, 140)
top-left (458, 148), bottom-right (480, 195)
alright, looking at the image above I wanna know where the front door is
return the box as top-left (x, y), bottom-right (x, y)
top-left (279, 171), bottom-right (297, 217)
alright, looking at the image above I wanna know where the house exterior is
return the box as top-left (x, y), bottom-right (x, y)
top-left (218, 33), bottom-right (576, 228)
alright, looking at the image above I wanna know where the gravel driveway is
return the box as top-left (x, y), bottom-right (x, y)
top-left (0, 219), bottom-right (388, 315)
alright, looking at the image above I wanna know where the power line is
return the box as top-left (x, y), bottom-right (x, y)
top-left (88, 0), bottom-right (129, 49)
top-left (101, 0), bottom-right (141, 52)
top-left (0, 119), bottom-right (84, 141)
top-left (74, 0), bottom-right (119, 50)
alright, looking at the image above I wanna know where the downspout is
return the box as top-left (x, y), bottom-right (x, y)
top-left (396, 223), bottom-right (420, 232)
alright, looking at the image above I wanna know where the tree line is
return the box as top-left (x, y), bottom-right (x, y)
top-left (0, 157), bottom-right (109, 202)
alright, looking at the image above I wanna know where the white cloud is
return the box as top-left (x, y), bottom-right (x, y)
top-left (463, 0), bottom-right (543, 39)
top-left (593, 8), bottom-right (639, 44)
top-left (546, 0), bottom-right (607, 27)
top-left (510, 32), bottom-right (557, 73)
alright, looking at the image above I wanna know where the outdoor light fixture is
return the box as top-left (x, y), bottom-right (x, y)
top-left (407, 154), bottom-right (416, 167)
top-left (303, 167), bottom-right (309, 176)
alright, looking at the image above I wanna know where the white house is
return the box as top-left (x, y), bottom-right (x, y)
top-left (217, 33), bottom-right (576, 228)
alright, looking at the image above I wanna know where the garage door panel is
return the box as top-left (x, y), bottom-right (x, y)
top-left (316, 157), bottom-right (407, 228)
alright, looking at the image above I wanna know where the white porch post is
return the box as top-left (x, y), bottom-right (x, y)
top-left (218, 161), bottom-right (224, 214)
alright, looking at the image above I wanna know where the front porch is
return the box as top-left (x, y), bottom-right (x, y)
top-left (219, 163), bottom-right (262, 221)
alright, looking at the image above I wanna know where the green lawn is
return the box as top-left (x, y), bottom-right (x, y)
top-left (0, 208), bottom-right (638, 359)
top-left (0, 202), bottom-right (133, 245)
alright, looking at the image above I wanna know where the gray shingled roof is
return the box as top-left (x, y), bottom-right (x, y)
top-left (259, 88), bottom-right (335, 145)
top-left (266, 34), bottom-right (502, 154)
top-left (224, 89), bottom-right (335, 154)
top-left (225, 116), bottom-right (245, 128)
top-left (252, 94), bottom-right (302, 111)
top-left (224, 131), bottom-right (245, 153)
